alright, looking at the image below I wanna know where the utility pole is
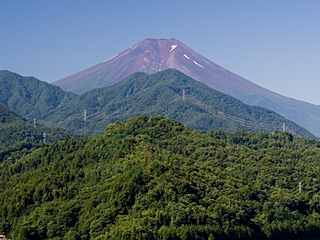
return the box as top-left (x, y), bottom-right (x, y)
top-left (299, 182), bottom-right (302, 193)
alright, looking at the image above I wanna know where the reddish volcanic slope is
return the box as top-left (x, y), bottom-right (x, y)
top-left (53, 38), bottom-right (320, 137)
top-left (53, 38), bottom-right (268, 96)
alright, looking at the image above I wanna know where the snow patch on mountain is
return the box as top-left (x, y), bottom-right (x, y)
top-left (103, 54), bottom-right (119, 62)
top-left (184, 54), bottom-right (190, 59)
top-left (193, 61), bottom-right (204, 68)
top-left (170, 45), bottom-right (177, 52)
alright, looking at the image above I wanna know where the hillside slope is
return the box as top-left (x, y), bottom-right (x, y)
top-left (1, 116), bottom-right (320, 239)
top-left (0, 103), bottom-right (76, 150)
top-left (48, 69), bottom-right (315, 138)
top-left (0, 70), bottom-right (77, 120)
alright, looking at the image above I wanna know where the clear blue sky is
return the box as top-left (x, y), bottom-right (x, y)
top-left (1, 0), bottom-right (320, 105)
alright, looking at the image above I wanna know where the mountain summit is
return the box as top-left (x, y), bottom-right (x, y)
top-left (53, 38), bottom-right (320, 137)
top-left (53, 38), bottom-right (265, 96)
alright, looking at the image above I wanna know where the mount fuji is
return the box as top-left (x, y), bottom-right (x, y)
top-left (53, 38), bottom-right (320, 137)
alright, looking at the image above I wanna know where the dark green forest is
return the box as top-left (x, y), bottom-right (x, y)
top-left (1, 115), bottom-right (320, 239)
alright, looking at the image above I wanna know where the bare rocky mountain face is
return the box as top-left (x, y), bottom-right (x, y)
top-left (53, 38), bottom-right (320, 137)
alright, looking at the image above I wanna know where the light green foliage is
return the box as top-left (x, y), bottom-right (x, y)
top-left (0, 116), bottom-right (320, 239)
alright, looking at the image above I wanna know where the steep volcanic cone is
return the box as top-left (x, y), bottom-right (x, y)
top-left (53, 38), bottom-right (266, 96)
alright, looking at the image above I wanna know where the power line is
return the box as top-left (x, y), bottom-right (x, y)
top-left (182, 92), bottom-right (297, 135)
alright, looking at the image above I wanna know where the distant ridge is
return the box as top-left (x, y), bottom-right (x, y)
top-left (49, 69), bottom-right (315, 138)
top-left (52, 38), bottom-right (320, 137)
top-left (2, 69), bottom-right (314, 138)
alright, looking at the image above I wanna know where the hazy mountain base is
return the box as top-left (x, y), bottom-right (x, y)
top-left (233, 91), bottom-right (320, 139)
top-left (1, 116), bottom-right (320, 239)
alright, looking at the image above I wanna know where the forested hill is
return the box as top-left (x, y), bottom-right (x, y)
top-left (46, 69), bottom-right (315, 138)
top-left (1, 115), bottom-right (320, 239)
top-left (0, 69), bottom-right (315, 138)
top-left (0, 70), bottom-right (77, 120)
top-left (0, 103), bottom-right (76, 150)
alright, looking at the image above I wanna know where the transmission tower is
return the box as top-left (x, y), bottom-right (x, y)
top-left (43, 132), bottom-right (46, 144)
top-left (282, 123), bottom-right (286, 132)
top-left (34, 118), bottom-right (36, 128)
top-left (84, 108), bottom-right (87, 121)
top-left (182, 89), bottom-right (186, 101)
